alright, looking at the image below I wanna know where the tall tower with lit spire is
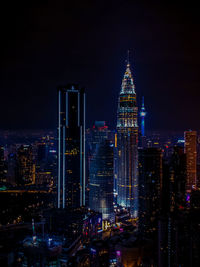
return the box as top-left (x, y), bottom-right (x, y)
top-left (140, 97), bottom-right (146, 137)
top-left (116, 52), bottom-right (138, 217)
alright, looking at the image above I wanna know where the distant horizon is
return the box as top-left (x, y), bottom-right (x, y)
top-left (0, 128), bottom-right (195, 136)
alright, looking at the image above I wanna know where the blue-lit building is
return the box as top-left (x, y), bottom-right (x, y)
top-left (140, 97), bottom-right (146, 137)
top-left (139, 97), bottom-right (147, 148)
top-left (89, 140), bottom-right (114, 221)
top-left (116, 57), bottom-right (138, 217)
top-left (86, 121), bottom-right (110, 207)
top-left (57, 85), bottom-right (86, 209)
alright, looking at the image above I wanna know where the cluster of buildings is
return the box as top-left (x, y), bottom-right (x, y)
top-left (0, 133), bottom-right (57, 187)
top-left (0, 56), bottom-right (200, 265)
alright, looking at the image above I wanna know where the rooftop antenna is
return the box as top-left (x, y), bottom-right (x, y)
top-left (127, 49), bottom-right (130, 66)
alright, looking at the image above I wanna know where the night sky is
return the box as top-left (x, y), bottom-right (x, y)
top-left (0, 1), bottom-right (200, 132)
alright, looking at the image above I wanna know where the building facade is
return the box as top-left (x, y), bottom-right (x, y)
top-left (57, 85), bottom-right (85, 209)
top-left (138, 148), bottom-right (162, 236)
top-left (89, 140), bottom-right (114, 221)
top-left (184, 131), bottom-right (197, 192)
top-left (15, 145), bottom-right (35, 185)
top-left (116, 60), bottom-right (138, 217)
top-left (0, 146), bottom-right (6, 183)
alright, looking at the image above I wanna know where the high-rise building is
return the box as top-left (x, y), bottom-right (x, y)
top-left (86, 121), bottom-right (109, 157)
top-left (0, 146), bottom-right (6, 183)
top-left (138, 148), bottom-right (162, 236)
top-left (15, 145), bottom-right (35, 185)
top-left (116, 56), bottom-right (138, 217)
top-left (57, 85), bottom-right (85, 209)
top-left (170, 146), bottom-right (186, 211)
top-left (7, 152), bottom-right (16, 185)
top-left (184, 131), bottom-right (197, 192)
top-left (89, 140), bottom-right (114, 221)
top-left (86, 121), bottom-right (110, 207)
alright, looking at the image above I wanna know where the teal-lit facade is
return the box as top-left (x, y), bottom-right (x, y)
top-left (116, 60), bottom-right (138, 217)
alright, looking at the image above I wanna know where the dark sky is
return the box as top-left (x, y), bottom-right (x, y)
top-left (0, 1), bottom-right (200, 132)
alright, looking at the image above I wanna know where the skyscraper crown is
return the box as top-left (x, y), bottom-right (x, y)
top-left (120, 61), bottom-right (136, 95)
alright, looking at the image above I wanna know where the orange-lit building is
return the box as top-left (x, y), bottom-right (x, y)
top-left (184, 131), bottom-right (197, 192)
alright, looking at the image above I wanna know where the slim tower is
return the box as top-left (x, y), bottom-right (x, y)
top-left (117, 53), bottom-right (138, 217)
top-left (140, 97), bottom-right (146, 137)
top-left (58, 85), bottom-right (85, 209)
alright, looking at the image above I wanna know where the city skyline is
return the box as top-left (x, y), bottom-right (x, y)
top-left (1, 2), bottom-right (200, 266)
top-left (0, 2), bottom-right (200, 132)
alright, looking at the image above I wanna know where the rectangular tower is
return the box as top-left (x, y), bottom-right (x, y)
top-left (138, 148), bottom-right (162, 236)
top-left (184, 131), bottom-right (197, 192)
top-left (58, 85), bottom-right (85, 209)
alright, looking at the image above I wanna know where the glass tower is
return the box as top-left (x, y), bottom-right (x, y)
top-left (117, 58), bottom-right (138, 217)
top-left (89, 140), bottom-right (114, 221)
top-left (57, 85), bottom-right (85, 209)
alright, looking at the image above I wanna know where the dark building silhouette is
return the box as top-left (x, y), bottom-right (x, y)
top-left (169, 146), bottom-right (186, 211)
top-left (162, 146), bottom-right (186, 214)
top-left (0, 146), bottom-right (6, 183)
top-left (57, 85), bottom-right (85, 209)
top-left (158, 147), bottom-right (190, 267)
top-left (7, 152), bottom-right (16, 185)
top-left (138, 148), bottom-right (162, 237)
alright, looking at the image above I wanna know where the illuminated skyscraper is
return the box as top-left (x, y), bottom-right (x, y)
top-left (57, 85), bottom-right (85, 209)
top-left (116, 55), bottom-right (138, 217)
top-left (184, 131), bottom-right (197, 192)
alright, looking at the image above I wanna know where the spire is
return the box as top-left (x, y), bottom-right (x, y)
top-left (120, 51), bottom-right (135, 95)
top-left (127, 50), bottom-right (130, 67)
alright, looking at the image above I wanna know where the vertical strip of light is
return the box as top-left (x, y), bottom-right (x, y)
top-left (58, 90), bottom-right (61, 208)
top-left (66, 92), bottom-right (68, 126)
top-left (62, 125), bottom-right (65, 209)
top-left (78, 92), bottom-right (80, 127)
top-left (83, 92), bottom-right (86, 206)
top-left (80, 125), bottom-right (83, 206)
